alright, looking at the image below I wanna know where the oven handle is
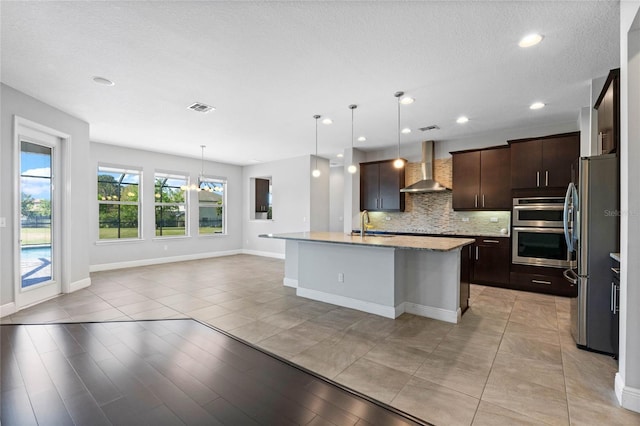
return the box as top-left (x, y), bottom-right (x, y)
top-left (513, 227), bottom-right (565, 234)
top-left (513, 205), bottom-right (565, 211)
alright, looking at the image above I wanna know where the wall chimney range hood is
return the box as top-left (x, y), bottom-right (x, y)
top-left (400, 141), bottom-right (450, 193)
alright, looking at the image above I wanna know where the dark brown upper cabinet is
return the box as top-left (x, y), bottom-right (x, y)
top-left (255, 178), bottom-right (270, 213)
top-left (509, 132), bottom-right (579, 191)
top-left (451, 146), bottom-right (511, 210)
top-left (595, 68), bottom-right (620, 155)
top-left (360, 159), bottom-right (405, 211)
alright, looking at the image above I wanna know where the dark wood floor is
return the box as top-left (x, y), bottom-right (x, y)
top-left (1, 319), bottom-right (429, 426)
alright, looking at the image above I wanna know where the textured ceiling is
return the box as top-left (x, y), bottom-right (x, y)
top-left (0, 1), bottom-right (620, 165)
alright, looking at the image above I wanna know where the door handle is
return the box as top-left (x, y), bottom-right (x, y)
top-left (611, 282), bottom-right (615, 312)
top-left (545, 171), bottom-right (549, 186)
top-left (563, 268), bottom-right (578, 285)
top-left (536, 171), bottom-right (540, 187)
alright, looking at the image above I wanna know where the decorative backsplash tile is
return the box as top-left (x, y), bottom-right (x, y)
top-left (367, 160), bottom-right (511, 237)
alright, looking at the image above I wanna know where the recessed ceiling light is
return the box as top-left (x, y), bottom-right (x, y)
top-left (357, 136), bottom-right (366, 142)
top-left (399, 96), bottom-right (415, 105)
top-left (337, 153), bottom-right (344, 158)
top-left (401, 128), bottom-right (411, 134)
top-left (530, 102), bottom-right (545, 110)
top-left (519, 33), bottom-right (543, 48)
top-left (456, 116), bottom-right (469, 124)
top-left (92, 76), bottom-right (114, 86)
top-left (322, 118), bottom-right (333, 125)
top-left (187, 102), bottom-right (216, 113)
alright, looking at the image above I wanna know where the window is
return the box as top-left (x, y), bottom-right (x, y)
top-left (198, 178), bottom-right (226, 235)
top-left (97, 166), bottom-right (141, 240)
top-left (155, 172), bottom-right (188, 237)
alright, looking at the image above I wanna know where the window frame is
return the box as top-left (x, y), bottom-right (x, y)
top-left (97, 164), bottom-right (142, 242)
top-left (154, 171), bottom-right (189, 238)
top-left (197, 176), bottom-right (227, 236)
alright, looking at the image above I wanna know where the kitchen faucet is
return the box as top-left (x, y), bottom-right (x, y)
top-left (360, 210), bottom-right (370, 237)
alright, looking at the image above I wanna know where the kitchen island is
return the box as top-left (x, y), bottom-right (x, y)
top-left (260, 232), bottom-right (474, 323)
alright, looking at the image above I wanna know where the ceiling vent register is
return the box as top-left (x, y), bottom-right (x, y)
top-left (187, 102), bottom-right (216, 113)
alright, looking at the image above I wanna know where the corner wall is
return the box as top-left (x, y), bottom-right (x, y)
top-left (0, 84), bottom-right (91, 308)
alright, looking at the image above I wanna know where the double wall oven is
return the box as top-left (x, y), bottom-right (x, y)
top-left (512, 197), bottom-right (574, 268)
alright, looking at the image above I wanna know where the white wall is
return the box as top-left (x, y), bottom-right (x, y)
top-left (329, 166), bottom-right (344, 232)
top-left (617, 1), bottom-right (640, 413)
top-left (243, 155), bottom-right (328, 257)
top-left (89, 143), bottom-right (243, 270)
top-left (1, 84), bottom-right (91, 308)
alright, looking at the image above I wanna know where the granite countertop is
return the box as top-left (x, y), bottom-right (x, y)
top-left (610, 252), bottom-right (621, 262)
top-left (260, 232), bottom-right (475, 252)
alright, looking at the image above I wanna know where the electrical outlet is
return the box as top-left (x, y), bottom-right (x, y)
top-left (385, 216), bottom-right (391, 221)
top-left (490, 217), bottom-right (498, 223)
top-left (462, 217), bottom-right (470, 222)
top-left (338, 272), bottom-right (344, 283)
top-left (164, 245), bottom-right (168, 251)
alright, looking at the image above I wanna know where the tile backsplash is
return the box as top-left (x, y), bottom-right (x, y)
top-left (367, 160), bottom-right (511, 236)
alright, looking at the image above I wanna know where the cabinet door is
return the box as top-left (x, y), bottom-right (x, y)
top-left (378, 161), bottom-right (404, 211)
top-left (255, 178), bottom-right (269, 212)
top-left (542, 134), bottom-right (579, 188)
top-left (472, 238), bottom-right (510, 285)
top-left (452, 151), bottom-right (481, 210)
top-left (510, 140), bottom-right (542, 189)
top-left (480, 148), bottom-right (511, 209)
top-left (360, 162), bottom-right (380, 211)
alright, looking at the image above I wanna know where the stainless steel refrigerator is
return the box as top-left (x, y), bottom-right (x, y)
top-left (563, 154), bottom-right (619, 356)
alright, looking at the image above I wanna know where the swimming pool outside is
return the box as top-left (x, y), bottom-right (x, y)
top-left (21, 245), bottom-right (52, 288)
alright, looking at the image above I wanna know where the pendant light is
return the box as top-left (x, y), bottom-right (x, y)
top-left (197, 145), bottom-right (214, 192)
top-left (393, 91), bottom-right (405, 169)
top-left (347, 104), bottom-right (358, 174)
top-left (312, 114), bottom-right (321, 178)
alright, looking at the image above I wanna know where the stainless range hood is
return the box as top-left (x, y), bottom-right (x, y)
top-left (400, 140), bottom-right (451, 193)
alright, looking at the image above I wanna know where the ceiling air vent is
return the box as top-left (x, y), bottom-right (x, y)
top-left (187, 102), bottom-right (216, 113)
top-left (419, 125), bottom-right (440, 132)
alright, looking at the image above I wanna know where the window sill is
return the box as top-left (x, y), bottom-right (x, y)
top-left (152, 235), bottom-right (192, 241)
top-left (249, 219), bottom-right (274, 222)
top-left (95, 238), bottom-right (144, 246)
top-left (198, 233), bottom-right (228, 238)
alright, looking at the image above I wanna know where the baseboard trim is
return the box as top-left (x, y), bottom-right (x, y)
top-left (283, 278), bottom-right (298, 288)
top-left (241, 249), bottom-right (285, 259)
top-left (0, 302), bottom-right (17, 318)
top-left (402, 302), bottom-right (460, 324)
top-left (616, 372), bottom-right (640, 413)
top-left (68, 277), bottom-right (91, 293)
top-left (296, 288), bottom-right (397, 319)
top-left (90, 250), bottom-right (243, 272)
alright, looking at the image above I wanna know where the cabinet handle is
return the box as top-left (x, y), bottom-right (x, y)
top-left (531, 279), bottom-right (551, 285)
top-left (545, 171), bottom-right (549, 187)
top-left (475, 194), bottom-right (478, 208)
top-left (536, 171), bottom-right (540, 187)
top-left (611, 267), bottom-right (620, 274)
top-left (375, 198), bottom-right (379, 208)
top-left (483, 239), bottom-right (500, 243)
top-left (614, 284), bottom-right (619, 314)
top-left (482, 194), bottom-right (485, 208)
top-left (475, 246), bottom-right (479, 261)
top-left (380, 198), bottom-right (383, 209)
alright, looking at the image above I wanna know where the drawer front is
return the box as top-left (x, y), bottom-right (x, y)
top-left (475, 237), bottom-right (510, 249)
top-left (510, 271), bottom-right (576, 297)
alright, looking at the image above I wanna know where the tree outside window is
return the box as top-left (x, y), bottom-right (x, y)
top-left (97, 166), bottom-right (141, 240)
top-left (155, 172), bottom-right (188, 237)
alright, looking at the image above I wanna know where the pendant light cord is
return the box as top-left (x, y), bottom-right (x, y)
top-left (397, 96), bottom-right (401, 159)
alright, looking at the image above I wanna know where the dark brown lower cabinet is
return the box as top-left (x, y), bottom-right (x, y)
top-left (509, 265), bottom-right (577, 297)
top-left (471, 237), bottom-right (510, 286)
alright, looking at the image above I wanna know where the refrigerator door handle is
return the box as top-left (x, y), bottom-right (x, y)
top-left (563, 268), bottom-right (578, 285)
top-left (563, 182), bottom-right (577, 252)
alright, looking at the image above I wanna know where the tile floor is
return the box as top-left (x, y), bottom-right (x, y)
top-left (3, 254), bottom-right (640, 425)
